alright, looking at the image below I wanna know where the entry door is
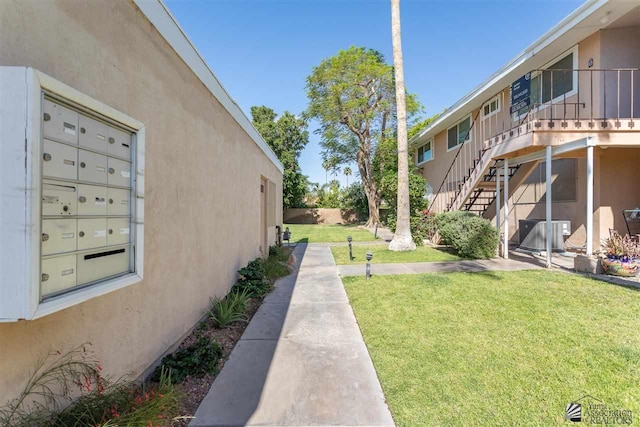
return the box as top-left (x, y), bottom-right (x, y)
top-left (260, 177), bottom-right (268, 255)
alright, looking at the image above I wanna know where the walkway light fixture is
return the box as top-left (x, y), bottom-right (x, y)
top-left (284, 227), bottom-right (291, 247)
top-left (365, 251), bottom-right (373, 280)
top-left (347, 235), bottom-right (353, 261)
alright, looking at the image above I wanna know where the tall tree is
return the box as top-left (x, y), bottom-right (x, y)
top-left (344, 166), bottom-right (352, 187)
top-left (388, 0), bottom-right (415, 251)
top-left (305, 46), bottom-right (419, 227)
top-left (251, 106), bottom-right (309, 208)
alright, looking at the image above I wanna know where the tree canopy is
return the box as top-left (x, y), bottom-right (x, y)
top-left (251, 106), bottom-right (309, 208)
top-left (305, 46), bottom-right (420, 227)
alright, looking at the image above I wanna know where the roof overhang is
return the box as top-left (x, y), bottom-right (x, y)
top-left (410, 0), bottom-right (638, 146)
top-left (133, 0), bottom-right (284, 173)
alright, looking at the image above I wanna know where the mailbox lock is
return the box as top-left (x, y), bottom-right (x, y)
top-left (63, 205), bottom-right (69, 212)
top-left (108, 137), bottom-right (115, 144)
top-left (80, 162), bottom-right (86, 168)
top-left (79, 196), bottom-right (87, 203)
top-left (108, 229), bottom-right (113, 235)
top-left (43, 153), bottom-right (52, 161)
top-left (109, 198), bottom-right (114, 204)
top-left (80, 127), bottom-right (86, 134)
top-left (79, 231), bottom-right (85, 237)
top-left (43, 113), bottom-right (51, 121)
top-left (42, 273), bottom-right (50, 282)
top-left (42, 233), bottom-right (50, 242)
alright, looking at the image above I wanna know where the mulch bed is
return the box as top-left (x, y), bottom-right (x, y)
top-left (171, 298), bottom-right (261, 426)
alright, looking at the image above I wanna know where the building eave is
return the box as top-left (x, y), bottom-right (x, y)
top-left (133, 0), bottom-right (284, 173)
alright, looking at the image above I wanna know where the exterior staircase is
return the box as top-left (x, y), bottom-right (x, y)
top-left (462, 162), bottom-right (520, 215)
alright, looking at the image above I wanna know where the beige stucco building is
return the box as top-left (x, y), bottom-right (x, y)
top-left (0, 0), bottom-right (283, 401)
top-left (411, 0), bottom-right (640, 262)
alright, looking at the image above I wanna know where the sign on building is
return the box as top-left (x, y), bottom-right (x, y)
top-left (510, 72), bottom-right (531, 114)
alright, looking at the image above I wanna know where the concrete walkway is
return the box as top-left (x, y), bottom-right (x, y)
top-left (190, 244), bottom-right (394, 427)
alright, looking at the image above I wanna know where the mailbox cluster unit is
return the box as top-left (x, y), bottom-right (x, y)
top-left (40, 99), bottom-right (134, 298)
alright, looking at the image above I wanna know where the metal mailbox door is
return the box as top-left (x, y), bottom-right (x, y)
top-left (77, 184), bottom-right (108, 215)
top-left (43, 99), bottom-right (78, 144)
top-left (42, 139), bottom-right (77, 180)
top-left (41, 255), bottom-right (77, 297)
top-left (79, 114), bottom-right (108, 152)
top-left (42, 219), bottom-right (77, 255)
top-left (107, 157), bottom-right (131, 188)
top-left (42, 180), bottom-right (77, 216)
top-left (107, 218), bottom-right (130, 246)
top-left (107, 188), bottom-right (130, 216)
top-left (77, 218), bottom-right (107, 250)
top-left (77, 246), bottom-right (130, 285)
top-left (78, 149), bottom-right (108, 184)
top-left (107, 126), bottom-right (131, 160)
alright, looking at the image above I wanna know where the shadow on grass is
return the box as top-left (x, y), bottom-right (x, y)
top-left (295, 238), bottom-right (309, 243)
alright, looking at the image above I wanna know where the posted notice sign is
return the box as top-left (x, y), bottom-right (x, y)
top-left (510, 73), bottom-right (531, 114)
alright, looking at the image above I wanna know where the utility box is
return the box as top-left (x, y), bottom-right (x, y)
top-left (518, 219), bottom-right (571, 252)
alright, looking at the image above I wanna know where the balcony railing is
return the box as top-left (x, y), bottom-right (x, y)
top-left (428, 68), bottom-right (638, 215)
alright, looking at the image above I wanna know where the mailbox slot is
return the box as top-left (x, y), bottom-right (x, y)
top-left (41, 255), bottom-right (77, 297)
top-left (42, 139), bottom-right (77, 180)
top-left (107, 218), bottom-right (130, 246)
top-left (43, 99), bottom-right (78, 145)
top-left (79, 114), bottom-right (109, 152)
top-left (77, 218), bottom-right (108, 250)
top-left (107, 157), bottom-right (132, 188)
top-left (107, 126), bottom-right (131, 160)
top-left (77, 246), bottom-right (130, 285)
top-left (107, 188), bottom-right (131, 216)
top-left (78, 149), bottom-right (108, 184)
top-left (42, 219), bottom-right (77, 255)
top-left (77, 184), bottom-right (108, 216)
top-left (42, 180), bottom-right (77, 216)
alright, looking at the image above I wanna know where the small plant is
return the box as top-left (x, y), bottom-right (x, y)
top-left (209, 288), bottom-right (250, 329)
top-left (437, 211), bottom-right (498, 259)
top-left (236, 259), bottom-right (270, 297)
top-left (152, 336), bottom-right (222, 383)
top-left (602, 230), bottom-right (640, 261)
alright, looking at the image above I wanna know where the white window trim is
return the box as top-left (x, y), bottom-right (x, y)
top-left (416, 139), bottom-right (434, 166)
top-left (512, 45), bottom-right (579, 121)
top-left (446, 114), bottom-right (473, 152)
top-left (482, 95), bottom-right (501, 119)
top-left (0, 67), bottom-right (145, 321)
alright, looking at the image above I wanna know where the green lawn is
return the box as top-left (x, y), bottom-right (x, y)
top-left (331, 244), bottom-right (460, 264)
top-left (284, 224), bottom-right (377, 243)
top-left (343, 271), bottom-right (640, 426)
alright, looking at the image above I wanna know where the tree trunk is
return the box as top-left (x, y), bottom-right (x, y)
top-left (389, 0), bottom-right (416, 251)
top-left (356, 148), bottom-right (381, 228)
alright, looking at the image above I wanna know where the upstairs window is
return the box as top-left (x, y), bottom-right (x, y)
top-left (482, 96), bottom-right (501, 118)
top-left (447, 115), bottom-right (472, 151)
top-left (417, 139), bottom-right (433, 164)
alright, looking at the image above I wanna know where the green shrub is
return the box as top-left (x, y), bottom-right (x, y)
top-left (209, 289), bottom-right (250, 329)
top-left (236, 259), bottom-right (270, 297)
top-left (386, 210), bottom-right (429, 246)
top-left (437, 212), bottom-right (498, 259)
top-left (152, 336), bottom-right (222, 383)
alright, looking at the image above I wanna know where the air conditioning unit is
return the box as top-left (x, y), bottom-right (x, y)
top-left (518, 220), bottom-right (571, 252)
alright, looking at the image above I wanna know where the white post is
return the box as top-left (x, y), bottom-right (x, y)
top-left (546, 146), bottom-right (553, 268)
top-left (586, 143), bottom-right (594, 256)
top-left (496, 167), bottom-right (501, 232)
top-left (503, 159), bottom-right (509, 259)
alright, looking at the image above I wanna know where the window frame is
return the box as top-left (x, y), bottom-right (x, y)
top-left (446, 114), bottom-right (473, 152)
top-left (482, 95), bottom-right (501, 119)
top-left (416, 139), bottom-right (434, 165)
top-left (0, 67), bottom-right (145, 321)
top-left (512, 45), bottom-right (579, 121)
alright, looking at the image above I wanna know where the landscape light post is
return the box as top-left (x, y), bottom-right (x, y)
top-left (365, 252), bottom-right (373, 280)
top-left (347, 235), bottom-right (353, 261)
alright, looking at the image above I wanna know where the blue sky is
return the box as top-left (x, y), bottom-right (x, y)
top-left (165, 0), bottom-right (583, 186)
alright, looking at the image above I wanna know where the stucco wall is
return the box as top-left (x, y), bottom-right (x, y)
top-left (0, 0), bottom-right (282, 400)
top-left (284, 208), bottom-right (362, 225)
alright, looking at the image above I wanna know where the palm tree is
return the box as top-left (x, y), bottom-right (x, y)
top-left (344, 166), bottom-right (352, 187)
top-left (388, 0), bottom-right (416, 251)
top-left (322, 159), bottom-right (329, 184)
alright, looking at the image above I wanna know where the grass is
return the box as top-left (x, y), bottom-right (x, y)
top-left (331, 244), bottom-right (460, 264)
top-left (284, 223), bottom-right (377, 243)
top-left (343, 270), bottom-right (640, 426)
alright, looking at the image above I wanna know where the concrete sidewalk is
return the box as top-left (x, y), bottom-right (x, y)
top-left (338, 256), bottom-right (547, 277)
top-left (190, 244), bottom-right (394, 427)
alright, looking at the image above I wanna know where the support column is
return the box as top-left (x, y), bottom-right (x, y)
top-left (545, 146), bottom-right (553, 268)
top-left (586, 144), bottom-right (594, 256)
top-left (496, 167), bottom-right (501, 232)
top-left (503, 160), bottom-right (509, 259)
